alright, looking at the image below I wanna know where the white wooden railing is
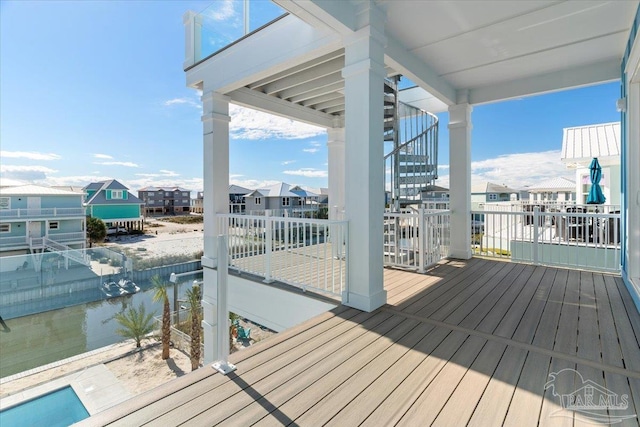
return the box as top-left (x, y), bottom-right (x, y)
top-left (217, 213), bottom-right (348, 298)
top-left (48, 232), bottom-right (85, 243)
top-left (0, 236), bottom-right (28, 248)
top-left (383, 209), bottom-right (451, 272)
top-left (480, 201), bottom-right (621, 214)
top-left (0, 207), bottom-right (85, 219)
top-left (472, 208), bottom-right (621, 272)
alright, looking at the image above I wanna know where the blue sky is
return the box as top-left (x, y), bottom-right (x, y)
top-left (0, 1), bottom-right (622, 193)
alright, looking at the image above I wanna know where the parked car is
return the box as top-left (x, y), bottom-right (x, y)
top-left (106, 226), bottom-right (127, 235)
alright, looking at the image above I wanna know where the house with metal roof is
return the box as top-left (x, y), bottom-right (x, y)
top-left (561, 122), bottom-right (621, 206)
top-left (0, 184), bottom-right (86, 256)
top-left (524, 176), bottom-right (576, 203)
top-left (244, 182), bottom-right (319, 215)
top-left (84, 180), bottom-right (144, 231)
top-left (471, 181), bottom-right (519, 211)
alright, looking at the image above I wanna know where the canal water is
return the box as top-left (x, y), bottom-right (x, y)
top-left (0, 280), bottom-right (196, 379)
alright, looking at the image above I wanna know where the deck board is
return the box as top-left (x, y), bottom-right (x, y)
top-left (75, 258), bottom-right (640, 427)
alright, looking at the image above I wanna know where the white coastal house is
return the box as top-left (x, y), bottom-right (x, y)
top-left (523, 176), bottom-right (576, 203)
top-left (178, 0), bottom-right (640, 362)
top-left (561, 121), bottom-right (621, 206)
top-left (83, 2), bottom-right (640, 425)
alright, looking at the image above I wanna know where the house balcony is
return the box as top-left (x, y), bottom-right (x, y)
top-left (80, 256), bottom-right (640, 426)
top-left (0, 232), bottom-right (85, 252)
top-left (0, 207), bottom-right (86, 221)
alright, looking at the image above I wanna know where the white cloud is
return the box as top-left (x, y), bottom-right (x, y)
top-left (0, 165), bottom-right (58, 173)
top-left (124, 177), bottom-right (204, 193)
top-left (230, 178), bottom-right (279, 190)
top-left (39, 174), bottom-right (112, 187)
top-left (95, 161), bottom-right (139, 168)
top-left (163, 97), bottom-right (201, 109)
top-left (281, 160), bottom-right (296, 165)
top-left (93, 153), bottom-right (113, 159)
top-left (230, 105), bottom-right (325, 140)
top-left (0, 151), bottom-right (61, 161)
top-left (206, 0), bottom-right (237, 21)
top-left (135, 170), bottom-right (180, 178)
top-left (303, 148), bottom-right (320, 154)
top-left (0, 177), bottom-right (30, 186)
top-left (283, 168), bottom-right (328, 178)
top-left (432, 150), bottom-right (572, 190)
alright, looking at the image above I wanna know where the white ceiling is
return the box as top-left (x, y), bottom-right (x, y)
top-left (225, 0), bottom-right (638, 120)
top-left (384, 0), bottom-right (636, 90)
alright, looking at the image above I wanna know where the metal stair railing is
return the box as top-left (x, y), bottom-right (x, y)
top-left (384, 83), bottom-right (439, 211)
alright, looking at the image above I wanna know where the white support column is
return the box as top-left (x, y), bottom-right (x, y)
top-left (201, 91), bottom-right (230, 365)
top-left (626, 79), bottom-right (640, 283)
top-left (327, 127), bottom-right (345, 220)
top-left (448, 103), bottom-right (473, 259)
top-left (341, 6), bottom-right (387, 312)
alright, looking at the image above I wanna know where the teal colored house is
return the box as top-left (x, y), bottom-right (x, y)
top-left (83, 180), bottom-right (144, 231)
top-left (0, 184), bottom-right (86, 256)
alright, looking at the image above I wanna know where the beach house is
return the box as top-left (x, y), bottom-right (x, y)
top-left (84, 180), bottom-right (144, 231)
top-left (82, 1), bottom-right (640, 425)
top-left (0, 184), bottom-right (86, 256)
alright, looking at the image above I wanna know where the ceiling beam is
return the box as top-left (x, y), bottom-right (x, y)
top-left (324, 104), bottom-right (345, 115)
top-left (468, 59), bottom-right (620, 105)
top-left (287, 82), bottom-right (345, 103)
top-left (385, 35), bottom-right (456, 106)
top-left (249, 50), bottom-right (344, 89)
top-left (263, 57), bottom-right (345, 94)
top-left (310, 97), bottom-right (345, 110)
top-left (276, 72), bottom-right (343, 99)
top-left (229, 87), bottom-right (335, 128)
top-left (300, 92), bottom-right (343, 107)
top-left (273, 0), bottom-right (357, 35)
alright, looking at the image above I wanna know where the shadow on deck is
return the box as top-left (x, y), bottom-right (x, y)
top-left (78, 258), bottom-right (640, 426)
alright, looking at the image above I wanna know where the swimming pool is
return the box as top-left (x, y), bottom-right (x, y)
top-left (0, 386), bottom-right (89, 427)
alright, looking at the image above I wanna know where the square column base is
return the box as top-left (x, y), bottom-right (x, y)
top-left (342, 289), bottom-right (387, 312)
top-left (448, 249), bottom-right (472, 260)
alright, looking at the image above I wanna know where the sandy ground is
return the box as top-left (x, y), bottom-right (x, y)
top-left (102, 217), bottom-right (204, 258)
top-left (2, 315), bottom-right (274, 401)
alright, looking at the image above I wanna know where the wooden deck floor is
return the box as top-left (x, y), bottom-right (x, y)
top-left (79, 258), bottom-right (640, 426)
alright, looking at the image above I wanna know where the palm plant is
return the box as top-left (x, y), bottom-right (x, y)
top-left (229, 311), bottom-right (240, 350)
top-left (151, 274), bottom-right (171, 360)
top-left (185, 284), bottom-right (202, 371)
top-left (114, 303), bottom-right (156, 348)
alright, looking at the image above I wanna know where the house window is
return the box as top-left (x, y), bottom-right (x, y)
top-left (0, 197), bottom-right (10, 210)
top-left (0, 224), bottom-right (10, 233)
top-left (182, 192), bottom-right (188, 197)
top-left (255, 197), bottom-right (262, 205)
top-left (148, 191), bottom-right (154, 196)
top-left (182, 199), bottom-right (188, 204)
top-left (282, 197), bottom-right (290, 206)
top-left (111, 190), bottom-right (124, 199)
top-left (49, 221), bottom-right (59, 230)
top-left (488, 194), bottom-right (498, 201)
top-left (148, 200), bottom-right (154, 205)
top-left (298, 199), bottom-right (303, 206)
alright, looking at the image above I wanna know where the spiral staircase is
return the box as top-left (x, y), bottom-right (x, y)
top-left (384, 78), bottom-right (439, 211)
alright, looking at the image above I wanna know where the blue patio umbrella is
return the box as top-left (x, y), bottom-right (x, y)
top-left (586, 157), bottom-right (606, 204)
